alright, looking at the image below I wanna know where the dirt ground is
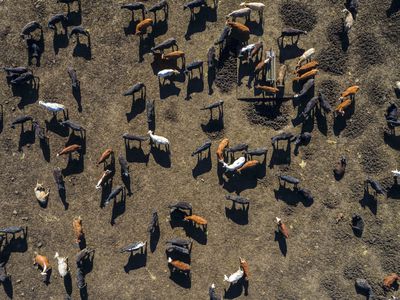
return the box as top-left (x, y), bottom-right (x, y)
top-left (1, 0), bottom-right (400, 299)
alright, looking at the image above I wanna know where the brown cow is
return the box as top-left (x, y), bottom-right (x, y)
top-left (294, 60), bottom-right (319, 76)
top-left (339, 85), bottom-right (360, 100)
top-left (334, 98), bottom-right (352, 116)
top-left (256, 85), bottom-right (279, 94)
top-left (57, 144), bottom-right (81, 157)
top-left (237, 160), bottom-right (260, 173)
top-left (97, 148), bottom-right (113, 165)
top-left (292, 69), bottom-right (318, 82)
top-left (73, 216), bottom-right (84, 244)
top-left (276, 65), bottom-right (287, 87)
top-left (383, 273), bottom-right (399, 288)
top-left (184, 215), bottom-right (208, 231)
top-left (217, 138), bottom-right (229, 162)
top-left (168, 257), bottom-right (190, 272)
top-left (33, 252), bottom-right (51, 275)
top-left (135, 18), bottom-right (153, 35)
top-left (161, 50), bottom-right (186, 67)
top-left (226, 21), bottom-right (250, 41)
top-left (239, 257), bottom-right (250, 281)
top-left (276, 217), bottom-right (289, 238)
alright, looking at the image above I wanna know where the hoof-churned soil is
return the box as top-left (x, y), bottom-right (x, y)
top-left (0, 0), bottom-right (400, 299)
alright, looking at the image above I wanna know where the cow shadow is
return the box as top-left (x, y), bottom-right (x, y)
top-left (386, 0), bottom-right (400, 17)
top-left (269, 144), bottom-right (291, 167)
top-left (169, 211), bottom-right (188, 229)
top-left (11, 80), bottom-right (39, 109)
top-left (152, 18), bottom-right (168, 38)
top-left (183, 223), bottom-right (207, 245)
top-left (159, 81), bottom-right (181, 99)
top-left (100, 181), bottom-right (113, 208)
top-left (45, 117), bottom-right (69, 137)
top-left (237, 60), bottom-right (252, 87)
top-left (185, 76), bottom-right (204, 100)
top-left (224, 279), bottom-right (244, 299)
top-left (387, 180), bottom-right (400, 199)
top-left (316, 108), bottom-right (329, 136)
top-left (184, 6), bottom-right (217, 40)
top-left (125, 144), bottom-right (149, 164)
top-left (245, 19), bottom-right (263, 36)
top-left (39, 137), bottom-right (51, 162)
top-left (72, 85), bottom-right (82, 112)
top-left (58, 186), bottom-right (68, 210)
top-left (18, 127), bottom-right (35, 151)
top-left (274, 231), bottom-right (287, 256)
top-left (222, 173), bottom-right (258, 194)
top-left (207, 64), bottom-right (216, 95)
top-left (53, 29), bottom-right (69, 55)
top-left (63, 272), bottom-right (73, 297)
top-left (383, 131), bottom-right (400, 150)
top-left (123, 19), bottom-right (140, 36)
top-left (0, 105), bottom-right (3, 134)
top-left (2, 277), bottom-right (13, 299)
top-left (192, 153), bottom-right (212, 178)
top-left (300, 112), bottom-right (316, 134)
top-left (169, 269), bottom-right (191, 289)
top-left (72, 36), bottom-right (91, 60)
top-left (66, 0), bottom-right (82, 26)
top-left (333, 100), bottom-right (355, 136)
top-left (123, 249), bottom-right (147, 273)
top-left (62, 153), bottom-right (84, 176)
top-left (150, 146), bottom-right (171, 168)
top-left (150, 226), bottom-right (160, 253)
top-left (359, 190), bottom-right (377, 215)
top-left (201, 115), bottom-right (224, 134)
top-left (111, 190), bottom-right (126, 225)
top-left (225, 203), bottom-right (249, 225)
top-left (126, 95), bottom-right (146, 122)
top-left (338, 30), bottom-right (350, 52)
top-left (1, 234), bottom-right (28, 256)
top-left (138, 33), bottom-right (156, 62)
top-left (274, 185), bottom-right (312, 207)
top-left (277, 42), bottom-right (304, 63)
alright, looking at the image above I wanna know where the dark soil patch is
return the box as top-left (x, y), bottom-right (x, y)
top-left (359, 142), bottom-right (389, 175)
top-left (326, 18), bottom-right (346, 47)
top-left (343, 260), bottom-right (366, 280)
top-left (165, 104), bottom-right (178, 123)
top-left (215, 55), bottom-right (237, 93)
top-left (342, 111), bottom-right (373, 139)
top-left (245, 102), bottom-right (290, 130)
top-left (366, 77), bottom-right (391, 106)
top-left (383, 13), bottom-right (400, 46)
top-left (320, 275), bottom-right (350, 300)
top-left (279, 2), bottom-right (318, 32)
top-left (316, 47), bottom-right (348, 75)
top-left (354, 33), bottom-right (385, 68)
top-left (322, 195), bottom-right (340, 209)
top-left (319, 79), bottom-right (342, 107)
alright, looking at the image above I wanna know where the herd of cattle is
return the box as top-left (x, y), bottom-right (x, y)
top-left (1, 0), bottom-right (400, 299)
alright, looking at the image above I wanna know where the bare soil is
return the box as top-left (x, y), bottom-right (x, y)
top-left (1, 0), bottom-right (400, 299)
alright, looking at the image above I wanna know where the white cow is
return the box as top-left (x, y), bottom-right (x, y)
top-left (54, 252), bottom-right (69, 277)
top-left (222, 157), bottom-right (246, 172)
top-left (39, 101), bottom-right (65, 113)
top-left (224, 268), bottom-right (244, 284)
top-left (297, 48), bottom-right (315, 67)
top-left (148, 130), bottom-right (170, 151)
